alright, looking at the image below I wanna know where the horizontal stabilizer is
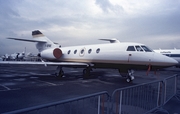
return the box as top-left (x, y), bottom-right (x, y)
top-left (99, 38), bottom-right (120, 43)
top-left (7, 37), bottom-right (47, 43)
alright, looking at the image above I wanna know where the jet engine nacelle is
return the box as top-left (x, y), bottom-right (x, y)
top-left (40, 48), bottom-right (63, 60)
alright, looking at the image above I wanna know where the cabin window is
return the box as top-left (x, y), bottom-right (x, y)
top-left (135, 46), bottom-right (143, 52)
top-left (96, 48), bottom-right (100, 53)
top-left (80, 49), bottom-right (85, 54)
top-left (79, 48), bottom-right (85, 57)
top-left (67, 50), bottom-right (71, 54)
top-left (88, 49), bottom-right (92, 54)
top-left (141, 45), bottom-right (152, 52)
top-left (74, 50), bottom-right (77, 54)
top-left (127, 46), bottom-right (135, 51)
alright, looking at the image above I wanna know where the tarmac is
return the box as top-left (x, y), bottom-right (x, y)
top-left (0, 64), bottom-right (179, 114)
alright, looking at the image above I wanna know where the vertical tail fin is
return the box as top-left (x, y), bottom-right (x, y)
top-left (32, 30), bottom-right (59, 52)
top-left (7, 30), bottom-right (59, 52)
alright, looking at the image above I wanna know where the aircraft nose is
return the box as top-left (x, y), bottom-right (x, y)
top-left (163, 55), bottom-right (178, 66)
top-left (153, 52), bottom-right (178, 66)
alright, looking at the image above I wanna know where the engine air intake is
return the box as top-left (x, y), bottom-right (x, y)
top-left (53, 48), bottom-right (62, 59)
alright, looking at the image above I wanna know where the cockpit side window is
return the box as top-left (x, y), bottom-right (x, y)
top-left (135, 46), bottom-right (143, 52)
top-left (127, 46), bottom-right (135, 51)
top-left (141, 45), bottom-right (152, 52)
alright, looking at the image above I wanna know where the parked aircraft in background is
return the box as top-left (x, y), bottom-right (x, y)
top-left (154, 48), bottom-right (180, 68)
top-left (1, 54), bottom-right (9, 61)
top-left (1, 52), bottom-right (25, 61)
top-left (0, 30), bottom-right (178, 82)
top-left (1, 52), bottom-right (40, 61)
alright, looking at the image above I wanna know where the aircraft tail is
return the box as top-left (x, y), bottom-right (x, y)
top-left (32, 30), bottom-right (59, 52)
top-left (8, 30), bottom-right (59, 52)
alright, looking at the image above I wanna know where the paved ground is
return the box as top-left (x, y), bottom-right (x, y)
top-left (0, 64), bottom-right (179, 113)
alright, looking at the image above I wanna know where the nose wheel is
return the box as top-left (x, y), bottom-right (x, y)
top-left (126, 75), bottom-right (134, 83)
top-left (126, 70), bottom-right (135, 83)
top-left (120, 69), bottom-right (135, 83)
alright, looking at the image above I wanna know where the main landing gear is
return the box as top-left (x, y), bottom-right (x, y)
top-left (83, 67), bottom-right (92, 79)
top-left (55, 66), bottom-right (64, 78)
top-left (55, 66), bottom-right (92, 79)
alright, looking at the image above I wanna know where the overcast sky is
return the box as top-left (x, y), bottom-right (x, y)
top-left (0, 0), bottom-right (180, 55)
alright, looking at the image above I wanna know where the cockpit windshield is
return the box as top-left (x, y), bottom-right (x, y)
top-left (141, 45), bottom-right (153, 52)
top-left (135, 46), bottom-right (143, 52)
top-left (126, 45), bottom-right (153, 52)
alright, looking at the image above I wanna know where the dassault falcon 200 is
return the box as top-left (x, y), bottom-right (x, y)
top-left (1, 30), bottom-right (178, 82)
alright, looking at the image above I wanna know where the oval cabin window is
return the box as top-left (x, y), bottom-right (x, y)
top-left (81, 49), bottom-right (84, 54)
top-left (74, 50), bottom-right (77, 54)
top-left (79, 48), bottom-right (85, 57)
top-left (96, 48), bottom-right (100, 53)
top-left (88, 49), bottom-right (92, 54)
top-left (67, 50), bottom-right (71, 54)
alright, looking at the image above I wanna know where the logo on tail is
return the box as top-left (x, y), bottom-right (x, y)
top-left (32, 30), bottom-right (45, 38)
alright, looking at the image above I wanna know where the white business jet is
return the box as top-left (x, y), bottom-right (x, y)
top-left (1, 30), bottom-right (178, 82)
top-left (154, 48), bottom-right (180, 67)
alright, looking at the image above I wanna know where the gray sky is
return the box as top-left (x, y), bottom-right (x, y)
top-left (0, 0), bottom-right (180, 56)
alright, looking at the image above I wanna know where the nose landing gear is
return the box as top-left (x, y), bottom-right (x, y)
top-left (126, 70), bottom-right (135, 83)
top-left (119, 69), bottom-right (135, 83)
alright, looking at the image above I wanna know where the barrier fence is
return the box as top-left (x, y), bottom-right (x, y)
top-left (110, 74), bottom-right (180, 114)
top-left (4, 74), bottom-right (180, 114)
top-left (163, 75), bottom-right (177, 105)
top-left (4, 91), bottom-right (110, 114)
top-left (110, 81), bottom-right (163, 114)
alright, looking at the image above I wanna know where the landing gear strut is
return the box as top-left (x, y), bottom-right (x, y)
top-left (119, 69), bottom-right (135, 83)
top-left (126, 70), bottom-right (135, 83)
top-left (55, 66), bottom-right (64, 78)
top-left (83, 67), bottom-right (92, 79)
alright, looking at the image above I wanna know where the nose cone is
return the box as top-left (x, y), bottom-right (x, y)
top-left (153, 53), bottom-right (178, 66)
top-left (164, 56), bottom-right (178, 66)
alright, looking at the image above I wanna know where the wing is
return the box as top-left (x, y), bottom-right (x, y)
top-left (0, 61), bottom-right (92, 67)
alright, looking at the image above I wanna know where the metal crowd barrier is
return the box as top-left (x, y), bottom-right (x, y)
top-left (175, 75), bottom-right (180, 101)
top-left (4, 91), bottom-right (110, 114)
top-left (110, 81), bottom-right (164, 114)
top-left (110, 74), bottom-right (179, 114)
top-left (163, 75), bottom-right (178, 105)
top-left (3, 74), bottom-right (180, 114)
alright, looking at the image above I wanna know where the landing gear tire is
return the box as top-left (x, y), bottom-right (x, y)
top-left (121, 69), bottom-right (134, 83)
top-left (126, 75), bottom-right (134, 83)
top-left (126, 78), bottom-right (131, 83)
top-left (83, 68), bottom-right (91, 79)
top-left (55, 70), bottom-right (64, 78)
top-left (55, 66), bottom-right (64, 78)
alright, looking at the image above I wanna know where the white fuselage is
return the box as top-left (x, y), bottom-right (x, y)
top-left (41, 42), bottom-right (177, 69)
